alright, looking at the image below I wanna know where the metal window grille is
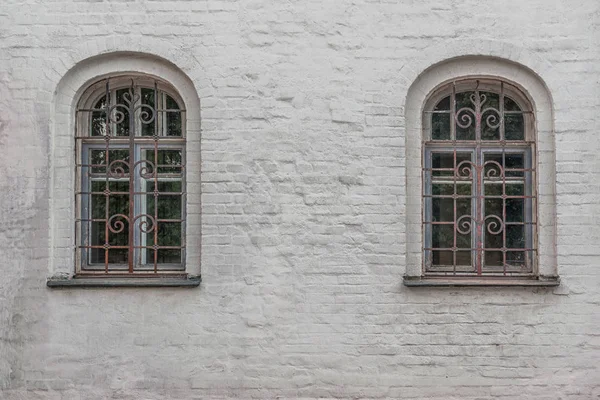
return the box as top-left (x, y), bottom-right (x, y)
top-left (423, 80), bottom-right (537, 276)
top-left (76, 78), bottom-right (186, 276)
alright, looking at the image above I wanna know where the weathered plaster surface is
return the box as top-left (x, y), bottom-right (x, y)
top-left (0, 0), bottom-right (599, 398)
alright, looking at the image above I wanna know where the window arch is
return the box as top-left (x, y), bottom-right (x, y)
top-left (48, 52), bottom-right (201, 286)
top-left (75, 75), bottom-right (187, 275)
top-left (403, 56), bottom-right (558, 286)
top-left (422, 79), bottom-right (536, 277)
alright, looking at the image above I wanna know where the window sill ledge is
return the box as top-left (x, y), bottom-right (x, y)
top-left (47, 275), bottom-right (201, 288)
top-left (403, 276), bottom-right (560, 287)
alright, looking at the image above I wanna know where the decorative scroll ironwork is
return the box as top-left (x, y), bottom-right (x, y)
top-left (423, 80), bottom-right (537, 276)
top-left (455, 92), bottom-right (502, 132)
top-left (76, 79), bottom-right (186, 275)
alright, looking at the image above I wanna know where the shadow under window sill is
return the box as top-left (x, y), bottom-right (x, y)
top-left (403, 275), bottom-right (559, 287)
top-left (47, 274), bottom-right (201, 288)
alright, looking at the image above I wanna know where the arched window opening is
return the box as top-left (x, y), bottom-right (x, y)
top-left (76, 75), bottom-right (187, 275)
top-left (422, 79), bottom-right (536, 277)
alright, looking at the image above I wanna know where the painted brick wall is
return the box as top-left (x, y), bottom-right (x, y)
top-left (0, 0), bottom-right (599, 399)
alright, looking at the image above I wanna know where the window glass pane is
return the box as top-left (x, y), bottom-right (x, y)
top-left (484, 251), bottom-right (503, 267)
top-left (432, 198), bottom-right (453, 222)
top-left (506, 199), bottom-right (524, 222)
top-left (89, 181), bottom-right (129, 264)
top-left (504, 96), bottom-right (521, 111)
top-left (432, 225), bottom-right (453, 249)
top-left (506, 183), bottom-right (524, 196)
top-left (90, 149), bottom-right (130, 175)
top-left (485, 226), bottom-right (502, 249)
top-left (432, 250), bottom-right (453, 266)
top-left (166, 95), bottom-right (182, 136)
top-left (143, 181), bottom-right (183, 265)
top-left (91, 97), bottom-right (107, 137)
top-left (456, 198), bottom-right (471, 222)
top-left (431, 113), bottom-right (450, 140)
top-left (145, 149), bottom-right (183, 174)
top-left (484, 197), bottom-right (502, 217)
top-left (485, 182), bottom-right (502, 196)
top-left (432, 152), bottom-right (472, 178)
top-left (505, 114), bottom-right (524, 140)
top-left (141, 88), bottom-right (156, 137)
top-left (435, 96), bottom-right (450, 110)
top-left (506, 225), bottom-right (525, 249)
top-left (432, 183), bottom-right (453, 195)
top-left (456, 183), bottom-right (471, 195)
top-left (145, 181), bottom-right (183, 219)
top-left (506, 251), bottom-right (526, 270)
top-left (145, 222), bottom-right (182, 264)
top-left (455, 251), bottom-right (472, 266)
top-left (456, 229), bottom-right (471, 249)
top-left (505, 153), bottom-right (524, 177)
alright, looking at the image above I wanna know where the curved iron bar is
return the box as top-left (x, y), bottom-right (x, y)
top-left (477, 92), bottom-right (488, 106)
top-left (107, 160), bottom-right (130, 179)
top-left (133, 214), bottom-right (157, 234)
top-left (133, 159), bottom-right (156, 179)
top-left (455, 160), bottom-right (475, 179)
top-left (455, 107), bottom-right (475, 129)
top-left (482, 160), bottom-right (504, 179)
top-left (107, 103), bottom-right (130, 124)
top-left (121, 89), bottom-right (141, 106)
top-left (456, 215), bottom-right (475, 235)
top-left (481, 107), bottom-right (502, 130)
top-left (108, 214), bottom-right (129, 234)
top-left (135, 103), bottom-right (156, 124)
top-left (484, 215), bottom-right (504, 235)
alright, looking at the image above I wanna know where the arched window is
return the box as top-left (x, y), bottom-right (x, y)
top-left (422, 79), bottom-right (536, 277)
top-left (76, 75), bottom-right (186, 275)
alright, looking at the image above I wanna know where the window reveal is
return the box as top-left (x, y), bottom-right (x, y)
top-left (76, 78), bottom-right (186, 275)
top-left (423, 80), bottom-right (536, 276)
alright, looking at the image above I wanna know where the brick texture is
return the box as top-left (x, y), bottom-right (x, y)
top-left (0, 0), bottom-right (599, 399)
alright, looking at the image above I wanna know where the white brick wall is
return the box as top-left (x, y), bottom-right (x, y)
top-left (1, 0), bottom-right (599, 398)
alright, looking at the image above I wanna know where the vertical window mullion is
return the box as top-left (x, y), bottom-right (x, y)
top-left (502, 150), bottom-right (507, 275)
top-left (104, 85), bottom-right (112, 273)
top-left (451, 89), bottom-right (457, 273)
top-left (132, 85), bottom-right (142, 270)
top-left (451, 84), bottom-right (456, 141)
top-left (81, 145), bottom-right (90, 269)
top-left (161, 92), bottom-right (167, 136)
top-left (470, 148), bottom-right (478, 275)
top-left (452, 148), bottom-right (457, 274)
top-left (133, 143), bottom-right (141, 269)
top-left (476, 147), bottom-right (483, 275)
top-left (500, 81), bottom-right (505, 141)
top-left (525, 147), bottom-right (534, 273)
top-left (423, 147), bottom-right (432, 273)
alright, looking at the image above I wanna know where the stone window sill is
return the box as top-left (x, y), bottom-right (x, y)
top-left (47, 274), bottom-right (201, 288)
top-left (403, 275), bottom-right (560, 287)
